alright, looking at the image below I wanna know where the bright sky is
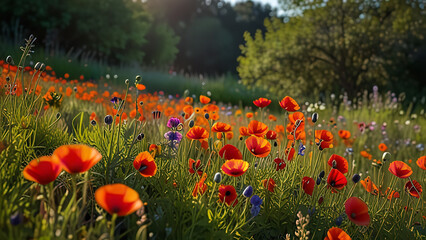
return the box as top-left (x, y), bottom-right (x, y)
top-left (227, 0), bottom-right (281, 8)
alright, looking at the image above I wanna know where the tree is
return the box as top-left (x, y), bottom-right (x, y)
top-left (238, 0), bottom-right (426, 98)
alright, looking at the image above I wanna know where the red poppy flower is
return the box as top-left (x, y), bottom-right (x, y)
top-left (199, 95), bottom-right (211, 104)
top-left (192, 173), bottom-right (208, 198)
top-left (133, 151), bottom-right (157, 177)
top-left (23, 156), bottom-right (62, 185)
top-left (221, 159), bottom-right (249, 177)
top-left (263, 130), bottom-right (276, 140)
top-left (279, 96), bottom-right (300, 112)
top-left (302, 177), bottom-right (315, 196)
top-left (286, 147), bottom-right (296, 161)
top-left (218, 185), bottom-right (238, 206)
top-left (360, 177), bottom-right (379, 195)
top-left (315, 130), bottom-right (334, 149)
top-left (95, 183), bottom-right (143, 216)
top-left (345, 197), bottom-right (370, 226)
top-left (324, 227), bottom-right (351, 240)
top-left (186, 126), bottom-right (209, 140)
top-left (405, 180), bottom-right (422, 198)
top-left (338, 130), bottom-right (351, 140)
top-left (386, 190), bottom-right (400, 200)
top-left (360, 150), bottom-right (372, 160)
top-left (328, 154), bottom-right (348, 174)
top-left (211, 122), bottom-right (232, 133)
top-left (219, 144), bottom-right (242, 160)
top-left (136, 84), bottom-right (146, 91)
top-left (248, 120), bottom-right (268, 137)
top-left (327, 169), bottom-right (347, 190)
top-left (262, 178), bottom-right (276, 192)
top-left (253, 97), bottom-right (271, 108)
top-left (52, 144), bottom-right (102, 174)
top-left (388, 161), bottom-right (412, 179)
top-left (416, 156), bottom-right (426, 170)
top-left (274, 157), bottom-right (286, 171)
top-left (239, 126), bottom-right (251, 137)
top-left (245, 136), bottom-right (271, 158)
top-left (378, 143), bottom-right (387, 152)
top-left (189, 158), bottom-right (203, 176)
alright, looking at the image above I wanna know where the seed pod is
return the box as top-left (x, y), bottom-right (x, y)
top-left (104, 115), bottom-right (113, 125)
top-left (6, 55), bottom-right (13, 64)
top-left (382, 152), bottom-right (391, 162)
top-left (352, 174), bottom-right (361, 183)
top-left (213, 172), bottom-right (222, 183)
top-left (312, 112), bottom-right (318, 123)
top-left (135, 75), bottom-right (141, 82)
top-left (34, 62), bottom-right (41, 70)
top-left (137, 133), bottom-right (144, 141)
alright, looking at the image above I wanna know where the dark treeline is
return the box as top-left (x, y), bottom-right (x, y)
top-left (0, 0), bottom-right (276, 75)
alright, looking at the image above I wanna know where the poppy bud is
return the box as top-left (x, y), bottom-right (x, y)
top-left (137, 133), bottom-right (144, 141)
top-left (189, 120), bottom-right (194, 128)
top-left (40, 63), bottom-right (46, 71)
top-left (316, 177), bottom-right (321, 185)
top-left (104, 115), bottom-right (113, 125)
top-left (6, 55), bottom-right (13, 64)
top-left (135, 75), bottom-right (141, 82)
top-left (312, 112), bottom-right (318, 123)
top-left (56, 112), bottom-right (61, 119)
top-left (90, 120), bottom-right (97, 126)
top-left (125, 79), bottom-right (129, 85)
top-left (34, 62), bottom-right (41, 70)
top-left (10, 211), bottom-right (23, 226)
top-left (243, 185), bottom-right (253, 198)
top-left (319, 170), bottom-right (325, 178)
top-left (213, 172), bottom-right (222, 183)
top-left (204, 113), bottom-right (209, 119)
top-left (352, 174), bottom-right (361, 183)
top-left (382, 152), bottom-right (391, 162)
top-left (152, 110), bottom-right (161, 119)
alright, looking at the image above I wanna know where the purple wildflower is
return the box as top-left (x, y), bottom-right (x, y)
top-left (167, 117), bottom-right (181, 128)
top-left (164, 131), bottom-right (182, 143)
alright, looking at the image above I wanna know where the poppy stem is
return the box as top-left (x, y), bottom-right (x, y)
top-left (110, 213), bottom-right (117, 240)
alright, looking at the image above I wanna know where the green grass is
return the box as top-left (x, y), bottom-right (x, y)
top-left (0, 40), bottom-right (425, 240)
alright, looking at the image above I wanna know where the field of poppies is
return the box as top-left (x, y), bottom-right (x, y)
top-left (1, 38), bottom-right (425, 240)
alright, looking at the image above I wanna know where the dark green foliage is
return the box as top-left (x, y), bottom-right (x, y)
top-left (238, 0), bottom-right (426, 98)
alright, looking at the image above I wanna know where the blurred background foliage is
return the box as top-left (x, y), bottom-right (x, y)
top-left (238, 0), bottom-right (426, 98)
top-left (0, 0), bottom-right (425, 100)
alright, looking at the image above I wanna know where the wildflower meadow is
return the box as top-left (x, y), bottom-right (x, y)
top-left (0, 34), bottom-right (425, 240)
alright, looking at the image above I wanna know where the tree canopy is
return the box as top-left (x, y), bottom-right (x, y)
top-left (238, 0), bottom-right (426, 98)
